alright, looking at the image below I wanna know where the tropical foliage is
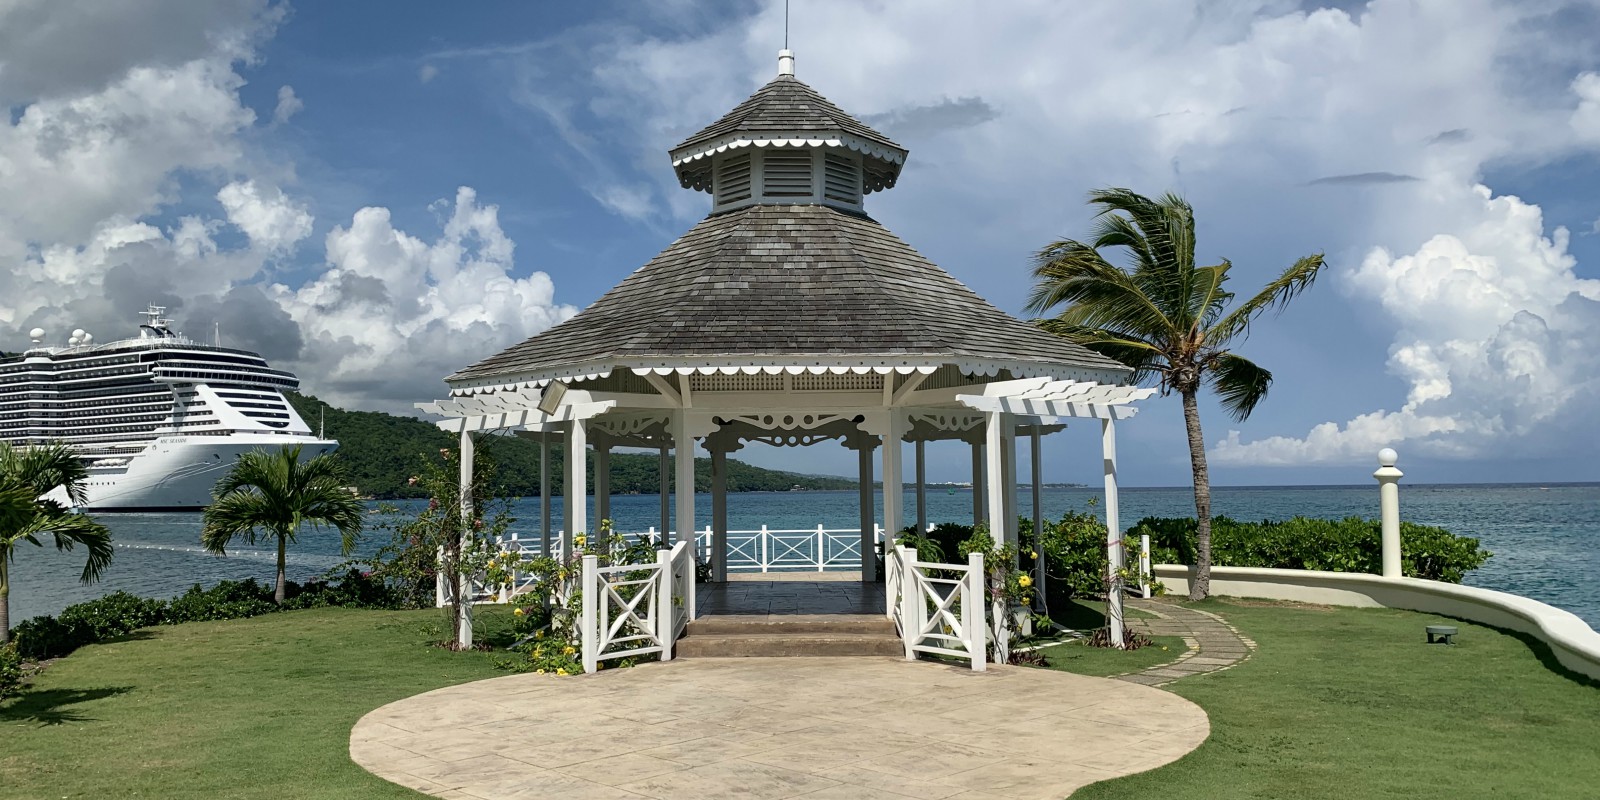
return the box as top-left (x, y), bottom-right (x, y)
top-left (1027, 188), bottom-right (1325, 600)
top-left (201, 445), bottom-right (365, 603)
top-left (283, 392), bottom-right (856, 499)
top-left (1133, 516), bottom-right (1491, 583)
top-left (0, 441), bottom-right (114, 644)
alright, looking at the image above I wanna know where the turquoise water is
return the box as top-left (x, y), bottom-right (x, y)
top-left (10, 484), bottom-right (1600, 628)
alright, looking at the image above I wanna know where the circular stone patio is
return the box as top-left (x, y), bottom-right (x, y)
top-left (350, 657), bottom-right (1209, 800)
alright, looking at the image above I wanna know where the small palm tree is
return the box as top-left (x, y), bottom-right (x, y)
top-left (0, 442), bottom-right (115, 643)
top-left (202, 445), bottom-right (364, 604)
top-left (1027, 188), bottom-right (1324, 600)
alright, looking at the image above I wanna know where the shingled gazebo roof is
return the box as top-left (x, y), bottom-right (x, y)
top-left (672, 74), bottom-right (903, 157)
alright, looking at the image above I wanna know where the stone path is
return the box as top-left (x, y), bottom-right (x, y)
top-left (352, 657), bottom-right (1209, 800)
top-left (1116, 599), bottom-right (1257, 687)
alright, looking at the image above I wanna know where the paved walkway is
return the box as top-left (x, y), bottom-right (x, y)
top-left (352, 657), bottom-right (1209, 800)
top-left (1117, 599), bottom-right (1258, 687)
top-left (697, 580), bottom-right (884, 616)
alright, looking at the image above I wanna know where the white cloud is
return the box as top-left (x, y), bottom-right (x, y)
top-left (272, 84), bottom-right (303, 124)
top-left (1573, 72), bottom-right (1600, 142)
top-left (270, 188), bottom-right (578, 407)
top-left (1213, 186), bottom-right (1600, 465)
top-left (217, 179), bottom-right (313, 252)
top-left (419, 64), bottom-right (439, 84)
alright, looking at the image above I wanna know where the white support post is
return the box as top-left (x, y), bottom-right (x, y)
top-left (1101, 417), bottom-right (1126, 649)
top-left (594, 433), bottom-right (610, 531)
top-left (539, 434), bottom-right (552, 558)
top-left (564, 420), bottom-right (587, 557)
top-left (1140, 533), bottom-right (1153, 599)
top-left (760, 524), bottom-right (770, 572)
top-left (672, 411), bottom-right (696, 547)
top-left (456, 429), bottom-right (475, 649)
top-left (658, 445), bottom-right (670, 538)
top-left (711, 448), bottom-right (728, 582)
top-left (656, 548), bottom-right (675, 661)
top-left (914, 440), bottom-right (928, 534)
top-left (1001, 417), bottom-right (1018, 550)
top-left (898, 546), bottom-right (916, 658)
top-left (970, 441), bottom-right (984, 527)
top-left (816, 524), bottom-right (825, 572)
top-left (967, 550), bottom-right (986, 672)
top-left (984, 412), bottom-right (1006, 542)
top-left (434, 545), bottom-right (445, 608)
top-left (1375, 448), bottom-right (1404, 578)
top-left (882, 411), bottom-right (904, 558)
top-left (580, 554), bottom-right (598, 674)
top-left (858, 443), bottom-right (876, 580)
top-left (1030, 428), bottom-right (1045, 609)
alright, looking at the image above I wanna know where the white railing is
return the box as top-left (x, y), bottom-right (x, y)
top-left (579, 542), bottom-right (691, 673)
top-left (668, 539), bottom-right (695, 643)
top-left (888, 545), bottom-right (986, 671)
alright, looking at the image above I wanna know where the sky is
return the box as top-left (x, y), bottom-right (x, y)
top-left (3, 0), bottom-right (1599, 488)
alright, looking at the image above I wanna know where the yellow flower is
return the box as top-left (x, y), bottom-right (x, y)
top-left (513, 607), bottom-right (525, 616)
top-left (535, 669), bottom-right (545, 674)
top-left (535, 630), bottom-right (545, 638)
top-left (1018, 575), bottom-right (1033, 588)
top-left (1030, 551), bottom-right (1039, 559)
top-left (563, 646), bottom-right (576, 655)
top-left (555, 668), bottom-right (568, 676)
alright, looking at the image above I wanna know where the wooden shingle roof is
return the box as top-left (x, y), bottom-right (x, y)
top-left (447, 204), bottom-right (1130, 388)
top-left (672, 74), bottom-right (902, 156)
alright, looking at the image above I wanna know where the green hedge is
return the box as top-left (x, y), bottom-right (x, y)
top-left (11, 571), bottom-right (406, 661)
top-left (0, 642), bottom-right (20, 700)
top-left (1131, 516), bottom-right (1491, 583)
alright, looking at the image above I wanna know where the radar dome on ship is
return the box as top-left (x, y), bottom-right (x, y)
top-left (28, 327), bottom-right (45, 343)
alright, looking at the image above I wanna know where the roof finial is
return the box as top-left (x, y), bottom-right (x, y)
top-left (778, 49), bottom-right (795, 76)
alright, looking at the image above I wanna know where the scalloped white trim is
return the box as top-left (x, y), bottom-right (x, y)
top-left (671, 133), bottom-right (906, 168)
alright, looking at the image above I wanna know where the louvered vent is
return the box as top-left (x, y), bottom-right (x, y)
top-left (762, 150), bottom-right (813, 197)
top-left (823, 152), bottom-right (862, 204)
top-left (791, 372), bottom-right (882, 391)
top-left (714, 154), bottom-right (752, 206)
top-left (689, 373), bottom-right (786, 392)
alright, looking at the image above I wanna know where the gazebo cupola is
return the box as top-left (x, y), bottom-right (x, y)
top-left (668, 50), bottom-right (907, 214)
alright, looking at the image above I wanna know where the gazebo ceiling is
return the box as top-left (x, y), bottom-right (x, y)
top-left (447, 204), bottom-right (1131, 394)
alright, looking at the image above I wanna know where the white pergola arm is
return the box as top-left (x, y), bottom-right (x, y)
top-left (424, 400), bottom-right (618, 433)
top-left (955, 394), bottom-right (1145, 420)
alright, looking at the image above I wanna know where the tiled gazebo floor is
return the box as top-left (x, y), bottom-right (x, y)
top-left (351, 657), bottom-right (1209, 800)
top-left (695, 580), bottom-right (885, 616)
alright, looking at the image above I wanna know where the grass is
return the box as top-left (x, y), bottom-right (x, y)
top-left (1071, 598), bottom-right (1600, 800)
top-left (4, 598), bottom-right (1598, 799)
top-left (0, 607), bottom-right (516, 799)
top-left (1035, 635), bottom-right (1188, 677)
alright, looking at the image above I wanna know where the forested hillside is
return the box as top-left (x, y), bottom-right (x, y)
top-left (284, 393), bottom-right (856, 499)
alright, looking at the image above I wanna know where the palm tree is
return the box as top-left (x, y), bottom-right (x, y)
top-left (0, 441), bottom-right (115, 643)
top-left (202, 445), bottom-right (364, 604)
top-left (1026, 188), bottom-right (1324, 600)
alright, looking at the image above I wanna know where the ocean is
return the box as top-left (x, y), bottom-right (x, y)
top-left (8, 484), bottom-right (1599, 629)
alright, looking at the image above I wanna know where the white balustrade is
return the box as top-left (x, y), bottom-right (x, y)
top-left (888, 545), bottom-right (986, 672)
top-left (578, 540), bottom-right (695, 673)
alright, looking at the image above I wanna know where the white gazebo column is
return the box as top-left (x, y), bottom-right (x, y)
top-left (1001, 417), bottom-right (1018, 550)
top-left (1030, 427), bottom-right (1045, 608)
top-left (564, 420), bottom-right (587, 555)
top-left (984, 412), bottom-right (1006, 545)
top-left (881, 412), bottom-right (904, 546)
top-left (456, 428), bottom-right (475, 649)
top-left (593, 432), bottom-right (611, 531)
top-left (672, 411), bottom-right (696, 547)
top-left (539, 432), bottom-right (552, 557)
top-left (857, 440), bottom-right (876, 580)
top-left (970, 440), bottom-right (984, 527)
top-left (1101, 417), bottom-right (1125, 648)
top-left (658, 444), bottom-right (670, 544)
top-left (914, 440), bottom-right (927, 533)
top-left (710, 445), bottom-right (729, 581)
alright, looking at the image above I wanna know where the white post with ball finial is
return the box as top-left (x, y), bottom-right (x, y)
top-left (1375, 448), bottom-right (1403, 578)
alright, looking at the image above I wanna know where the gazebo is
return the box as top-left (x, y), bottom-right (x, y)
top-left (420, 50), bottom-right (1153, 664)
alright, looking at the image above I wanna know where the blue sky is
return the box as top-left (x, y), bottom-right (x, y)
top-left (3, 0), bottom-right (1599, 488)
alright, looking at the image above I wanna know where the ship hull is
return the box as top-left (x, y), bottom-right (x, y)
top-left (48, 435), bottom-right (338, 512)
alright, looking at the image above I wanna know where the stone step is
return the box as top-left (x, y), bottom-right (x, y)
top-left (674, 632), bottom-right (903, 659)
top-left (686, 614), bottom-right (896, 636)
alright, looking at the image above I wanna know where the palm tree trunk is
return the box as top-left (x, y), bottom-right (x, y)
top-left (275, 535), bottom-right (287, 604)
top-left (1182, 389), bottom-right (1214, 601)
top-left (0, 563), bottom-right (10, 644)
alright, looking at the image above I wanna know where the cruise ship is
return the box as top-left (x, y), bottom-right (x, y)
top-left (0, 306), bottom-right (336, 511)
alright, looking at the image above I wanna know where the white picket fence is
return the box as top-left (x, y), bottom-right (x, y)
top-left (886, 545), bottom-right (987, 671)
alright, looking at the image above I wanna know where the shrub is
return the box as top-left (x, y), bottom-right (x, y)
top-left (11, 615), bottom-right (75, 660)
top-left (0, 641), bottom-right (22, 700)
top-left (900, 510), bottom-right (1116, 606)
top-left (165, 579), bottom-right (279, 623)
top-left (1132, 515), bottom-right (1491, 582)
top-left (57, 591), bottom-right (169, 642)
top-left (281, 569), bottom-right (406, 611)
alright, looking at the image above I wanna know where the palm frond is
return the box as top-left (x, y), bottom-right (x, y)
top-left (1208, 253), bottom-right (1326, 348)
top-left (1208, 353), bottom-right (1273, 422)
top-left (1034, 320), bottom-right (1168, 386)
top-left (5, 502), bottom-right (113, 583)
top-left (0, 441), bottom-right (91, 505)
top-left (1027, 240), bottom-right (1176, 339)
top-left (202, 446), bottom-right (364, 555)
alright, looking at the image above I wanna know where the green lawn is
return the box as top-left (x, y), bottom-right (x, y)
top-left (4, 599), bottom-right (1599, 799)
top-left (1069, 598), bottom-right (1600, 800)
top-left (0, 607), bottom-right (515, 799)
top-left (1035, 635), bottom-right (1188, 677)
